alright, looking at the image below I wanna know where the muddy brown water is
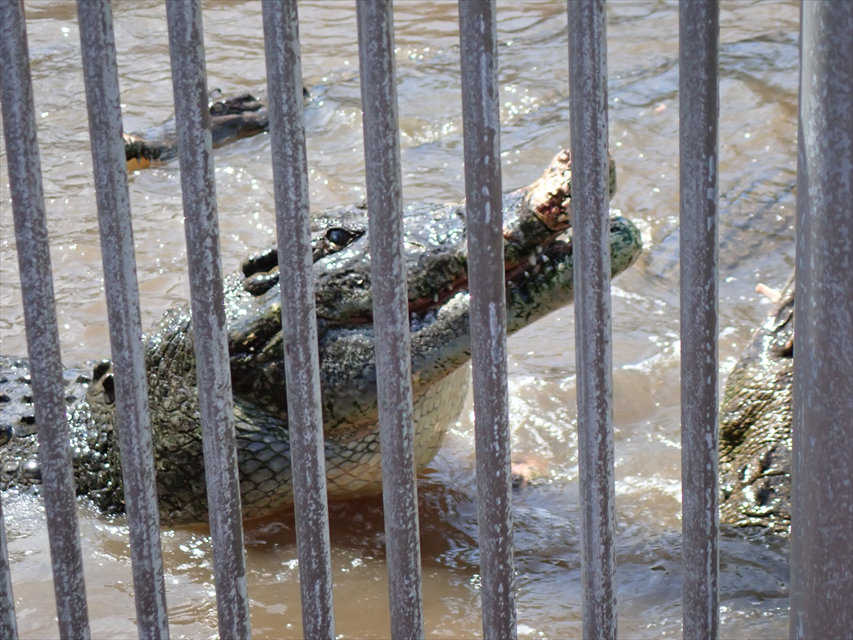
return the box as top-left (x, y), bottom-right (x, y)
top-left (1, 1), bottom-right (798, 637)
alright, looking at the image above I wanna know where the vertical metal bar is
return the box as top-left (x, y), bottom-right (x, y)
top-left (356, 1), bottom-right (424, 637)
top-left (75, 2), bottom-right (170, 637)
top-left (0, 3), bottom-right (92, 638)
top-left (0, 498), bottom-right (18, 640)
top-left (791, 2), bottom-right (853, 638)
top-left (261, 2), bottom-right (335, 638)
top-left (678, 1), bottom-right (720, 638)
top-left (566, 1), bottom-right (617, 637)
top-left (163, 2), bottom-right (250, 637)
top-left (458, 2), bottom-right (517, 639)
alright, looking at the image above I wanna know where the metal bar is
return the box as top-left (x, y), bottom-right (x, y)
top-left (458, 2), bottom-right (517, 638)
top-left (566, 1), bottom-right (617, 637)
top-left (163, 2), bottom-right (251, 637)
top-left (261, 2), bottom-right (336, 638)
top-left (790, 2), bottom-right (853, 638)
top-left (75, 2), bottom-right (170, 637)
top-left (0, 498), bottom-right (18, 640)
top-left (678, 1), bottom-right (720, 638)
top-left (356, 1), bottom-right (425, 637)
top-left (0, 3), bottom-right (92, 638)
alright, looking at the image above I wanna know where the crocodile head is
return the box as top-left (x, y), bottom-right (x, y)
top-left (88, 150), bottom-right (642, 521)
top-left (223, 150), bottom-right (637, 413)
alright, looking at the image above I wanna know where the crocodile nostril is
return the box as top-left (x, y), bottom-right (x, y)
top-left (103, 374), bottom-right (115, 405)
top-left (241, 248), bottom-right (279, 278)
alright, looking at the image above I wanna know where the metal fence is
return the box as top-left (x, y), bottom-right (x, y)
top-left (0, 1), bottom-right (850, 639)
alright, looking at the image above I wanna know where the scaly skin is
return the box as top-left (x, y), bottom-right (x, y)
top-left (719, 275), bottom-right (794, 535)
top-left (0, 151), bottom-right (642, 523)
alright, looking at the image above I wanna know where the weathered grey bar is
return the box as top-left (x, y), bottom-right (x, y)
top-left (791, 1), bottom-right (853, 638)
top-left (566, 0), bottom-right (617, 637)
top-left (356, 1), bottom-right (425, 637)
top-left (261, 1), bottom-right (336, 638)
top-left (678, 1), bottom-right (720, 638)
top-left (458, 2), bottom-right (517, 638)
top-left (75, 1), bottom-right (170, 637)
top-left (0, 2), bottom-right (92, 638)
top-left (0, 499), bottom-right (18, 640)
top-left (163, 1), bottom-right (251, 637)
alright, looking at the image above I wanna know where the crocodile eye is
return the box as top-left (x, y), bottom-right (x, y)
top-left (326, 227), bottom-right (363, 248)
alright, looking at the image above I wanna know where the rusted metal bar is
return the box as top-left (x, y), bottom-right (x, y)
top-left (356, 1), bottom-right (425, 637)
top-left (75, 2), bottom-right (170, 637)
top-left (163, 2), bottom-right (250, 637)
top-left (566, 0), bottom-right (617, 637)
top-left (0, 3), bottom-right (92, 638)
top-left (458, 2), bottom-right (517, 638)
top-left (790, 2), bottom-right (853, 638)
top-left (261, 2), bottom-right (336, 638)
top-left (0, 498), bottom-right (18, 639)
top-left (678, 1), bottom-right (720, 638)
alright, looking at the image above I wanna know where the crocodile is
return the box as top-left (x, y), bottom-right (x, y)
top-left (123, 91), bottom-right (272, 170)
top-left (719, 275), bottom-right (794, 535)
top-left (0, 150), bottom-right (643, 524)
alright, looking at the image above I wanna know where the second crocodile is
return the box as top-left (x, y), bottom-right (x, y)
top-left (123, 91), bottom-right (271, 170)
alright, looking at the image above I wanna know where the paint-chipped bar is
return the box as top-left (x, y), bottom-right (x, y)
top-left (791, 2), bottom-right (853, 637)
top-left (164, 1), bottom-right (251, 637)
top-left (459, 1), bottom-right (518, 638)
top-left (76, 1), bottom-right (170, 636)
top-left (262, 1), bottom-right (336, 637)
top-left (356, 1), bottom-right (425, 637)
top-left (567, 0), bottom-right (618, 637)
top-left (678, 1), bottom-right (720, 638)
top-left (0, 2), bottom-right (91, 637)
